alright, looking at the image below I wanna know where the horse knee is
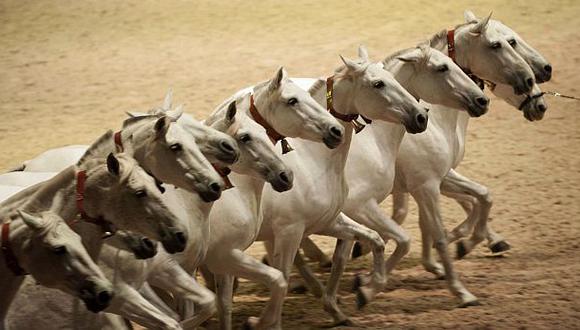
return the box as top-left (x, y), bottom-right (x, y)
top-left (270, 270), bottom-right (288, 294)
top-left (477, 188), bottom-right (493, 207)
top-left (398, 235), bottom-right (411, 256)
top-left (369, 232), bottom-right (386, 250)
top-left (392, 207), bottom-right (408, 225)
top-left (198, 294), bottom-right (217, 314)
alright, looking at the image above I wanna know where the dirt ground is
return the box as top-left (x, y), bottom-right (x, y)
top-left (1, 0), bottom-right (579, 329)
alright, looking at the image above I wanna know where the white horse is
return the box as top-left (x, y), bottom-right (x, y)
top-left (295, 42), bottom-right (489, 308)
top-left (390, 11), bottom-right (551, 260)
top-left (347, 12), bottom-right (534, 299)
top-left (240, 47), bottom-right (427, 328)
top-left (0, 135), bottom-right (189, 328)
top-left (1, 210), bottom-right (113, 328)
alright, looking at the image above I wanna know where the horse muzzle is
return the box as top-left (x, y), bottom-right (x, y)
top-left (79, 281), bottom-right (114, 313)
top-left (160, 227), bottom-right (188, 254)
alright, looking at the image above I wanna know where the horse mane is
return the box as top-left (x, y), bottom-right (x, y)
top-left (76, 130), bottom-right (114, 167)
top-left (307, 78), bottom-right (326, 95)
top-left (383, 47), bottom-right (416, 65)
top-left (429, 21), bottom-right (475, 49)
top-left (122, 114), bottom-right (158, 129)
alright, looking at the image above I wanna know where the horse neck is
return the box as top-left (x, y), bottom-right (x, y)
top-left (371, 59), bottom-right (420, 155)
top-left (302, 77), bottom-right (356, 172)
top-left (429, 28), bottom-right (473, 151)
top-left (228, 172), bottom-right (266, 219)
top-left (122, 121), bottom-right (156, 168)
top-left (0, 167), bottom-right (78, 221)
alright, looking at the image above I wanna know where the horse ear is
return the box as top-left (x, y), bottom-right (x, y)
top-left (107, 153), bottom-right (120, 176)
top-left (154, 116), bottom-right (171, 138)
top-left (226, 101), bottom-right (237, 123)
top-left (340, 55), bottom-right (364, 73)
top-left (396, 48), bottom-right (423, 63)
top-left (269, 67), bottom-right (287, 91)
top-left (162, 88), bottom-right (173, 111)
top-left (166, 104), bottom-right (184, 122)
top-left (358, 45), bottom-right (370, 62)
top-left (469, 12), bottom-right (492, 35)
top-left (464, 10), bottom-right (478, 23)
top-left (18, 210), bottom-right (44, 231)
top-left (126, 111), bottom-right (149, 118)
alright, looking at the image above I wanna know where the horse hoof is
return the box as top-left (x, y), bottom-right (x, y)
top-left (355, 288), bottom-right (368, 310)
top-left (290, 283), bottom-right (309, 294)
top-left (243, 317), bottom-right (259, 330)
top-left (320, 260), bottom-right (333, 269)
top-left (330, 318), bottom-right (355, 328)
top-left (459, 299), bottom-right (481, 308)
top-left (490, 241), bottom-right (511, 254)
top-left (233, 277), bottom-right (239, 294)
top-left (261, 255), bottom-right (269, 266)
top-left (351, 241), bottom-right (363, 259)
top-left (352, 274), bottom-right (363, 292)
top-left (456, 241), bottom-right (468, 259)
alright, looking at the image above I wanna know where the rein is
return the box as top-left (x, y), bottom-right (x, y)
top-left (249, 94), bottom-right (294, 154)
top-left (1, 221), bottom-right (28, 276)
top-left (326, 76), bottom-right (372, 133)
top-left (75, 170), bottom-right (116, 237)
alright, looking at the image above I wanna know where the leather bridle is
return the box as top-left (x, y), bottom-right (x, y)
top-left (249, 94), bottom-right (294, 154)
top-left (326, 76), bottom-right (372, 133)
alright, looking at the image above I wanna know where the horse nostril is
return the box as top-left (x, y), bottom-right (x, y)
top-left (175, 231), bottom-right (187, 245)
top-left (544, 64), bottom-right (552, 73)
top-left (279, 171), bottom-right (289, 184)
top-left (526, 78), bottom-right (534, 87)
top-left (416, 113), bottom-right (427, 125)
top-left (141, 238), bottom-right (155, 250)
top-left (209, 182), bottom-right (221, 193)
top-left (329, 126), bottom-right (343, 139)
top-left (220, 141), bottom-right (235, 153)
top-left (476, 97), bottom-right (489, 107)
top-left (97, 291), bottom-right (112, 305)
top-left (538, 104), bottom-right (547, 113)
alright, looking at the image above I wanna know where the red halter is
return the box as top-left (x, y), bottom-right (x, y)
top-left (1, 222), bottom-right (28, 276)
top-left (326, 76), bottom-right (372, 133)
top-left (249, 94), bottom-right (293, 154)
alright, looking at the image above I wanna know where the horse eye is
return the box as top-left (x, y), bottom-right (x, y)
top-left (287, 98), bottom-right (298, 106)
top-left (53, 245), bottom-right (67, 255)
top-left (491, 42), bottom-right (502, 49)
top-left (135, 190), bottom-right (147, 198)
top-left (239, 134), bottom-right (252, 143)
top-left (508, 39), bottom-right (517, 47)
top-left (372, 81), bottom-right (385, 89)
top-left (437, 65), bottom-right (449, 72)
top-left (170, 143), bottom-right (182, 152)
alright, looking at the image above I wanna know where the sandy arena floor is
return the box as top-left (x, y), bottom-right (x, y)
top-left (1, 0), bottom-right (579, 329)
